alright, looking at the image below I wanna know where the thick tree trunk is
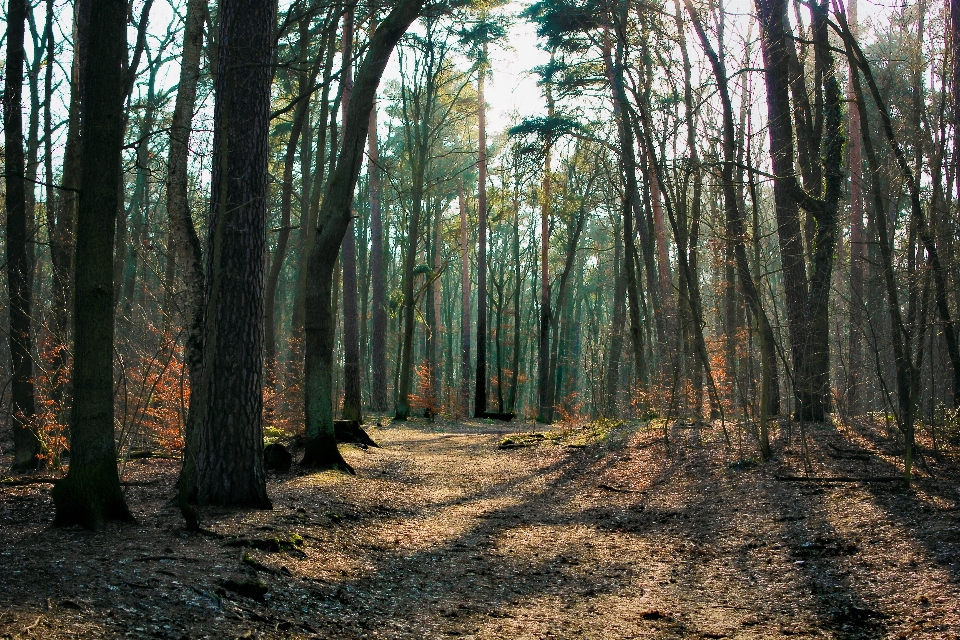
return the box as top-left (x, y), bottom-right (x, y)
top-left (302, 0), bottom-right (424, 467)
top-left (188, 0), bottom-right (277, 508)
top-left (51, 0), bottom-right (132, 527)
top-left (756, 0), bottom-right (814, 419)
top-left (5, 0), bottom-right (44, 471)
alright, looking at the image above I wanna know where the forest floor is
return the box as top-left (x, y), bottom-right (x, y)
top-left (1, 413), bottom-right (959, 639)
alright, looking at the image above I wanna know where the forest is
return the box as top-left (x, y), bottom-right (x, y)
top-left (2, 0), bottom-right (960, 635)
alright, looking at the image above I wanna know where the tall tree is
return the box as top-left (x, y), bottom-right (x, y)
top-left (5, 0), bottom-right (44, 470)
top-left (51, 0), bottom-right (133, 527)
top-left (340, 3), bottom-right (364, 422)
top-left (185, 0), bottom-right (278, 508)
top-left (302, 0), bottom-right (426, 467)
top-left (368, 88), bottom-right (390, 412)
top-left (169, 0), bottom-right (208, 519)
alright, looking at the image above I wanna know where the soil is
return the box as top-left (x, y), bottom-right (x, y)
top-left (1, 415), bottom-right (959, 639)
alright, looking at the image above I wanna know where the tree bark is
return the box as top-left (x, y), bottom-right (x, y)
top-left (188, 0), bottom-right (277, 508)
top-left (846, 0), bottom-right (864, 414)
top-left (168, 0), bottom-right (207, 520)
top-left (51, 0), bottom-right (132, 527)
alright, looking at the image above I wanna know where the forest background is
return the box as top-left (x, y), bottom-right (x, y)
top-left (1, 0), bottom-right (960, 521)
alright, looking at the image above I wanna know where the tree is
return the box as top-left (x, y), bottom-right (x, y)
top-left (183, 0), bottom-right (278, 508)
top-left (5, 0), bottom-right (45, 471)
top-left (301, 0), bottom-right (427, 467)
top-left (51, 0), bottom-right (133, 527)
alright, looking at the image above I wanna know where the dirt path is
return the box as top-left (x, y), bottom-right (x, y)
top-left (1, 418), bottom-right (959, 639)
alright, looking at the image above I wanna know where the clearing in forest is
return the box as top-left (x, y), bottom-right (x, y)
top-left (1, 416), bottom-right (959, 639)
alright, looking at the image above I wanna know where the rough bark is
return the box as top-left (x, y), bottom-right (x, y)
top-left (188, 0), bottom-right (277, 508)
top-left (51, 0), bottom-right (132, 528)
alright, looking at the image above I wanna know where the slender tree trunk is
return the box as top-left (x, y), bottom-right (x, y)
top-left (604, 217), bottom-right (627, 416)
top-left (5, 0), bottom-right (44, 471)
top-left (369, 100), bottom-right (389, 412)
top-left (458, 179), bottom-right (472, 416)
top-left (536, 75), bottom-right (553, 424)
top-left (168, 0), bottom-right (207, 521)
top-left (688, 0), bottom-right (780, 447)
top-left (48, 0), bottom-right (92, 408)
top-left (395, 161), bottom-right (426, 421)
top-left (846, 0), bottom-right (864, 415)
top-left (340, 4), bottom-right (363, 423)
top-left (508, 187), bottom-right (522, 414)
top-left (475, 48), bottom-right (489, 418)
top-left (291, 23), bottom-right (335, 351)
top-left (51, 0), bottom-right (132, 527)
top-left (266, 13), bottom-right (315, 388)
top-left (604, 19), bottom-right (645, 397)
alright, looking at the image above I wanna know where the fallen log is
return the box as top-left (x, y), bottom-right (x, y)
top-left (334, 420), bottom-right (379, 448)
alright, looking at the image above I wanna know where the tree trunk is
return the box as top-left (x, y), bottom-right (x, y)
top-left (266, 12), bottom-right (315, 387)
top-left (5, 0), bottom-right (44, 471)
top-left (302, 0), bottom-right (424, 467)
top-left (687, 0), bottom-right (780, 447)
top-left (51, 0), bottom-right (132, 527)
top-left (458, 179), bottom-right (472, 416)
top-left (536, 76), bottom-right (553, 424)
top-left (168, 0), bottom-right (207, 519)
top-left (48, 0), bottom-right (93, 407)
top-left (340, 4), bottom-right (363, 423)
top-left (368, 98), bottom-right (389, 412)
top-left (475, 50), bottom-right (489, 418)
top-left (188, 0), bottom-right (277, 508)
top-left (756, 0), bottom-right (813, 419)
